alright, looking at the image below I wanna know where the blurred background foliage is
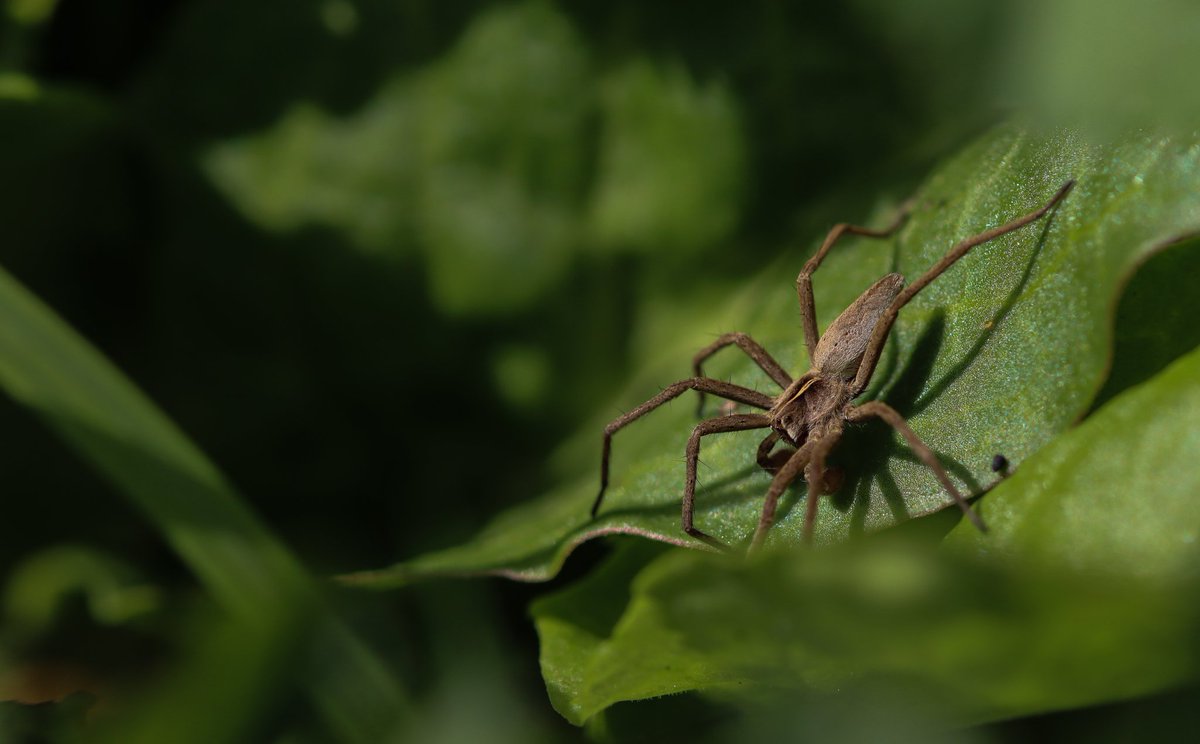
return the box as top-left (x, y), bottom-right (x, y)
top-left (1, 0), bottom-right (1199, 741)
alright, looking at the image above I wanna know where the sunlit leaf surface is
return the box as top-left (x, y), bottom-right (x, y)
top-left (349, 124), bottom-right (1200, 587)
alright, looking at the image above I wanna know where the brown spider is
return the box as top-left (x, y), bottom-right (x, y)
top-left (591, 180), bottom-right (1074, 551)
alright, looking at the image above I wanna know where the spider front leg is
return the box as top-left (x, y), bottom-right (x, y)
top-left (851, 180), bottom-right (1074, 396)
top-left (796, 203), bottom-right (913, 363)
top-left (779, 433), bottom-right (841, 545)
top-left (847, 401), bottom-right (986, 532)
top-left (755, 431), bottom-right (790, 473)
top-left (593, 378), bottom-right (775, 518)
top-left (692, 333), bottom-right (792, 416)
top-left (749, 437), bottom-right (818, 551)
top-left (683, 414), bottom-right (772, 551)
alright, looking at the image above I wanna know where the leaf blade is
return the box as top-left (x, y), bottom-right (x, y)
top-left (0, 266), bottom-right (412, 739)
top-left (533, 335), bottom-right (1200, 725)
top-left (359, 124), bottom-right (1200, 585)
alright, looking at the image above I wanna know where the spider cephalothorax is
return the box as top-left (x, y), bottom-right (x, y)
top-left (592, 181), bottom-right (1074, 551)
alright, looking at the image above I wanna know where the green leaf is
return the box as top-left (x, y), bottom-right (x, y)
top-left (531, 539), bottom-right (672, 722)
top-left (205, 0), bottom-right (592, 318)
top-left (4, 545), bottom-right (160, 634)
top-left (999, 0), bottom-right (1200, 138)
top-left (0, 265), bottom-right (411, 740)
top-left (944, 329), bottom-right (1200, 581)
top-left (533, 343), bottom-right (1200, 724)
top-left (1091, 235), bottom-right (1200, 410)
top-left (351, 123), bottom-right (1200, 587)
top-left (588, 59), bottom-right (745, 255)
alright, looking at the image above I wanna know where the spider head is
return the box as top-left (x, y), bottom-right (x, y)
top-left (770, 374), bottom-right (845, 447)
top-left (770, 376), bottom-right (817, 446)
top-left (773, 405), bottom-right (808, 446)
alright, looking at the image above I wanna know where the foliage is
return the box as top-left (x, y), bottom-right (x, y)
top-left (3, 1), bottom-right (1200, 741)
top-left (535, 344), bottom-right (1200, 725)
top-left (352, 124), bottom-right (1200, 585)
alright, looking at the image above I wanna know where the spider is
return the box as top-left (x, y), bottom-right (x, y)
top-left (591, 180), bottom-right (1074, 551)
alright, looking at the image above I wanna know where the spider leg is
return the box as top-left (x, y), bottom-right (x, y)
top-left (851, 180), bottom-right (1074, 396)
top-left (797, 202), bottom-right (913, 363)
top-left (682, 413), bottom-right (772, 551)
top-left (755, 431), bottom-right (792, 473)
top-left (749, 436), bottom-right (819, 551)
top-left (692, 333), bottom-right (792, 416)
top-left (847, 401), bottom-right (987, 533)
top-left (593, 378), bottom-right (775, 518)
top-left (801, 432), bottom-right (842, 544)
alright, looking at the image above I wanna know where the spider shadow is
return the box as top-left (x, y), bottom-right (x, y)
top-left (603, 454), bottom-right (771, 533)
top-left (793, 310), bottom-right (984, 535)
top-left (908, 212), bottom-right (1053, 416)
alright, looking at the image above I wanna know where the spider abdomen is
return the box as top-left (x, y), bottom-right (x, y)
top-left (813, 273), bottom-right (905, 378)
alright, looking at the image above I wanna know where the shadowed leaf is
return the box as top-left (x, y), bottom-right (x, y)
top-left (533, 343), bottom-right (1200, 723)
